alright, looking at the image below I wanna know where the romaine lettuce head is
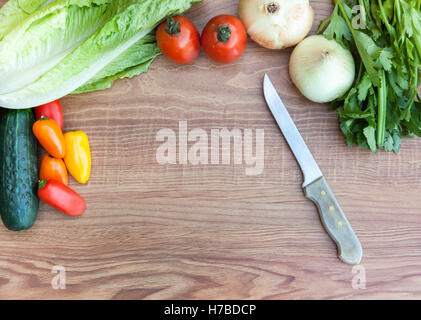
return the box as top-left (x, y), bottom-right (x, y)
top-left (0, 0), bottom-right (116, 94)
top-left (0, 0), bottom-right (201, 109)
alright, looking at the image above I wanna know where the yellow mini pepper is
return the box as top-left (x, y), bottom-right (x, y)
top-left (64, 130), bottom-right (91, 184)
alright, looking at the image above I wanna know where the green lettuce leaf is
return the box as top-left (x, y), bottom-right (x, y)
top-left (73, 33), bottom-right (161, 94)
top-left (73, 56), bottom-right (156, 93)
top-left (0, 0), bottom-right (50, 40)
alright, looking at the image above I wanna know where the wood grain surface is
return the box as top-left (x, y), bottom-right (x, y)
top-left (1, 0), bottom-right (421, 300)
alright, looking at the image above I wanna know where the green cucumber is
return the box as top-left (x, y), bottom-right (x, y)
top-left (0, 108), bottom-right (39, 231)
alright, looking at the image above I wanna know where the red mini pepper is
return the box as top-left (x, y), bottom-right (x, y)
top-left (38, 180), bottom-right (86, 216)
top-left (35, 100), bottom-right (64, 130)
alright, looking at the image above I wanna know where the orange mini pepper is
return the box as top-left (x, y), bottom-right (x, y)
top-left (40, 153), bottom-right (68, 186)
top-left (33, 116), bottom-right (65, 158)
top-left (64, 131), bottom-right (91, 184)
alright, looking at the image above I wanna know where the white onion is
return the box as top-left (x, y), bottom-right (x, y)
top-left (289, 35), bottom-right (355, 103)
top-left (238, 0), bottom-right (313, 49)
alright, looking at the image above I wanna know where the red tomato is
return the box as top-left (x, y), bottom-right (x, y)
top-left (201, 15), bottom-right (247, 63)
top-left (156, 16), bottom-right (200, 64)
top-left (38, 180), bottom-right (86, 216)
top-left (35, 100), bottom-right (64, 130)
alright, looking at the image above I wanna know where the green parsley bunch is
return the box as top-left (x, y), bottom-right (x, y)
top-left (319, 0), bottom-right (421, 153)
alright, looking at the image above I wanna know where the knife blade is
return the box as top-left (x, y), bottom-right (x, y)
top-left (263, 74), bottom-right (363, 265)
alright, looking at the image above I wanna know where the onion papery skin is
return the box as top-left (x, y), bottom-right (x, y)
top-left (289, 35), bottom-right (355, 103)
top-left (238, 0), bottom-right (313, 49)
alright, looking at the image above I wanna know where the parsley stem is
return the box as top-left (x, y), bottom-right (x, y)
top-left (377, 71), bottom-right (387, 147)
top-left (377, 0), bottom-right (394, 36)
top-left (413, 34), bottom-right (421, 62)
top-left (378, 0), bottom-right (403, 57)
top-left (335, 0), bottom-right (353, 31)
top-left (358, 0), bottom-right (367, 28)
top-left (355, 61), bottom-right (363, 84)
top-left (404, 65), bottom-right (419, 121)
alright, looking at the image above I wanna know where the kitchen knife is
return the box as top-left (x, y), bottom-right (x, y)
top-left (263, 74), bottom-right (363, 265)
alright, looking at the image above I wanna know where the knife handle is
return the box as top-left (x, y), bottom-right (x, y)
top-left (304, 177), bottom-right (363, 265)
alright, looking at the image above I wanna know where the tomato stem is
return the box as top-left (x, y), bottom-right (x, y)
top-left (40, 116), bottom-right (50, 120)
top-left (215, 24), bottom-right (231, 43)
top-left (165, 17), bottom-right (181, 36)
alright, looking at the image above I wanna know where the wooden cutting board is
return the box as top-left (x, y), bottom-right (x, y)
top-left (1, 0), bottom-right (421, 300)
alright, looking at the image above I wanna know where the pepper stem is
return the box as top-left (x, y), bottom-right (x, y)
top-left (38, 180), bottom-right (47, 190)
